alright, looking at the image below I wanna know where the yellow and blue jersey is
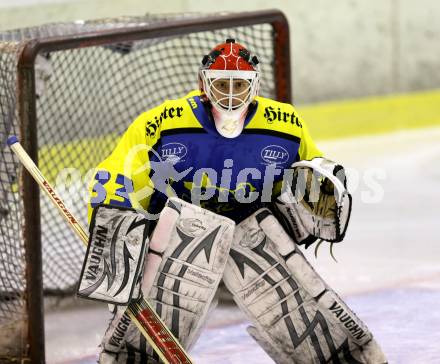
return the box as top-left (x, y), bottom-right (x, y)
top-left (88, 90), bottom-right (322, 222)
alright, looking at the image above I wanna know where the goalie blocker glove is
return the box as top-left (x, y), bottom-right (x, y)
top-left (77, 204), bottom-right (152, 305)
top-left (274, 157), bottom-right (352, 245)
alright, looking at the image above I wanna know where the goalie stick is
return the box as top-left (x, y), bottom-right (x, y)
top-left (7, 135), bottom-right (193, 364)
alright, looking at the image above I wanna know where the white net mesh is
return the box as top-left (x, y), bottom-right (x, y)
top-left (0, 12), bottom-right (285, 361)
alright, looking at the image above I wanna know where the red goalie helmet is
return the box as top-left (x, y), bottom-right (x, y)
top-left (199, 39), bottom-right (260, 138)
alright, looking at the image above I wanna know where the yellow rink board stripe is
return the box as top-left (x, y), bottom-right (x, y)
top-left (297, 89), bottom-right (440, 140)
top-left (36, 89), bottom-right (440, 181)
top-left (38, 133), bottom-right (120, 182)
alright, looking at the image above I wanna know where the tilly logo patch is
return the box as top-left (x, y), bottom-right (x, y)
top-left (260, 145), bottom-right (290, 166)
top-left (161, 142), bottom-right (188, 163)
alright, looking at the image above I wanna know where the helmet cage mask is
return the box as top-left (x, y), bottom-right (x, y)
top-left (198, 39), bottom-right (260, 138)
top-left (200, 69), bottom-right (259, 113)
top-left (200, 69), bottom-right (260, 138)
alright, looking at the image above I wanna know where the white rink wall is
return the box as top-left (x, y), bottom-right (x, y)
top-left (0, 0), bottom-right (439, 103)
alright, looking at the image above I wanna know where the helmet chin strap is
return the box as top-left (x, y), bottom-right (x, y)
top-left (211, 106), bottom-right (248, 138)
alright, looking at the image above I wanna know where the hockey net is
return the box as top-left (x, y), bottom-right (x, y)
top-left (0, 11), bottom-right (290, 361)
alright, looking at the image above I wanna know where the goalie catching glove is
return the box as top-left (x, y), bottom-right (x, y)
top-left (274, 157), bottom-right (352, 246)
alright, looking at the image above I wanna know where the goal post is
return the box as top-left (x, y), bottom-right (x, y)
top-left (0, 10), bottom-right (290, 363)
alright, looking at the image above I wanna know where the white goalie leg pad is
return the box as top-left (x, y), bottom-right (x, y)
top-left (98, 197), bottom-right (235, 362)
top-left (147, 197), bottom-right (235, 350)
top-left (99, 304), bottom-right (156, 364)
top-left (223, 208), bottom-right (387, 364)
